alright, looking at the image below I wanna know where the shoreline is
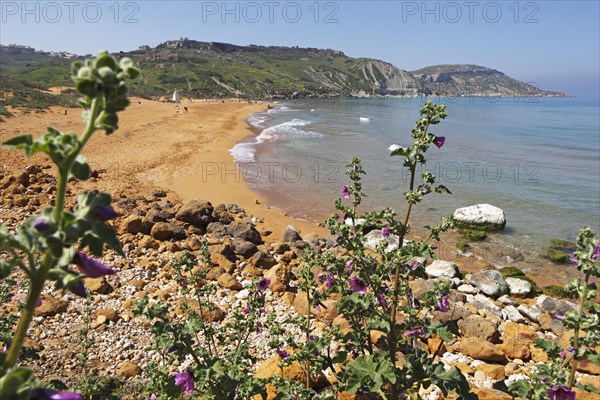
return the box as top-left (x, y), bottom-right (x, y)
top-left (0, 99), bottom-right (328, 243)
top-left (0, 99), bottom-right (589, 288)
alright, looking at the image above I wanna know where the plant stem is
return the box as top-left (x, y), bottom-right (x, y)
top-left (567, 272), bottom-right (590, 388)
top-left (1, 253), bottom-right (50, 374)
top-left (53, 98), bottom-right (99, 222)
top-left (388, 163), bottom-right (416, 399)
top-left (306, 276), bottom-right (311, 391)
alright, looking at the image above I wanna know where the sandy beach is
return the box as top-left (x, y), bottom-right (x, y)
top-left (0, 98), bottom-right (328, 242)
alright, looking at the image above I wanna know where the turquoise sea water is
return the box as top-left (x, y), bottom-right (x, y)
top-left (232, 97), bottom-right (600, 266)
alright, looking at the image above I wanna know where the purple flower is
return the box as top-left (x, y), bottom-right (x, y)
top-left (176, 276), bottom-right (188, 286)
top-left (433, 136), bottom-right (446, 148)
top-left (345, 258), bottom-right (355, 273)
top-left (422, 187), bottom-right (430, 195)
top-left (410, 260), bottom-right (418, 271)
top-left (324, 274), bottom-right (334, 288)
top-left (36, 389), bottom-right (82, 400)
top-left (37, 297), bottom-right (43, 307)
top-left (547, 386), bottom-right (576, 400)
top-left (95, 205), bottom-right (119, 221)
top-left (33, 218), bottom-right (50, 232)
top-left (404, 327), bottom-right (424, 337)
top-left (72, 252), bottom-right (116, 278)
top-left (561, 347), bottom-right (577, 358)
top-left (592, 243), bottom-right (600, 259)
top-left (539, 377), bottom-right (548, 383)
top-left (569, 255), bottom-right (579, 264)
top-left (150, 395), bottom-right (157, 400)
top-left (348, 276), bottom-right (368, 294)
top-left (243, 306), bottom-right (250, 314)
top-left (173, 371), bottom-right (194, 394)
top-left (341, 185), bottom-right (350, 199)
top-left (257, 277), bottom-right (270, 291)
top-left (276, 349), bottom-right (290, 360)
top-left (436, 295), bottom-right (450, 312)
top-left (166, 344), bottom-right (179, 354)
top-left (555, 314), bottom-right (564, 321)
top-left (376, 294), bottom-right (388, 310)
top-left (381, 227), bottom-right (391, 237)
top-left (68, 280), bottom-right (87, 298)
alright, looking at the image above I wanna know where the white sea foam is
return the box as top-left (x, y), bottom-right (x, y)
top-left (229, 143), bottom-right (256, 163)
top-left (247, 114), bottom-right (267, 128)
top-left (230, 119), bottom-right (319, 163)
top-left (360, 117), bottom-right (371, 123)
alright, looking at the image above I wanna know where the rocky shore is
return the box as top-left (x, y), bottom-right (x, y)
top-left (1, 165), bottom-right (598, 399)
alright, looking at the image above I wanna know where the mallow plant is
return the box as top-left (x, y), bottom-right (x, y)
top-left (0, 51), bottom-right (139, 399)
top-left (508, 227), bottom-right (599, 400)
top-left (274, 101), bottom-right (476, 399)
top-left (133, 249), bottom-right (269, 399)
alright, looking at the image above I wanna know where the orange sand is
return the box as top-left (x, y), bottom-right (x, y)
top-left (0, 99), bottom-right (328, 242)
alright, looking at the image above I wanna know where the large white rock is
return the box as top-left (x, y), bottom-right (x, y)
top-left (505, 277), bottom-right (532, 297)
top-left (453, 204), bottom-right (506, 230)
top-left (364, 230), bottom-right (406, 253)
top-left (425, 260), bottom-right (459, 279)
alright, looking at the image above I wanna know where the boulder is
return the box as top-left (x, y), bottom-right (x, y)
top-left (283, 225), bottom-right (302, 242)
top-left (117, 361), bottom-right (142, 378)
top-left (536, 295), bottom-right (577, 317)
top-left (145, 208), bottom-right (173, 223)
top-left (501, 305), bottom-right (526, 323)
top-left (233, 239), bottom-right (258, 258)
top-left (505, 277), bottom-right (532, 297)
top-left (458, 314), bottom-right (500, 343)
top-left (251, 251), bottom-right (277, 269)
top-left (517, 304), bottom-right (541, 322)
top-left (457, 339), bottom-right (505, 362)
top-left (425, 260), bottom-right (459, 279)
top-left (217, 273), bottom-right (242, 290)
top-left (264, 264), bottom-right (290, 293)
top-left (227, 221), bottom-right (262, 244)
top-left (475, 363), bottom-right (505, 381)
top-left (35, 295), bottom-right (68, 317)
top-left (206, 222), bottom-right (227, 237)
top-left (150, 222), bottom-right (186, 241)
top-left (175, 199), bottom-right (214, 227)
top-left (122, 215), bottom-right (153, 235)
top-left (472, 293), bottom-right (503, 318)
top-left (468, 269), bottom-right (509, 298)
top-left (453, 203), bottom-right (506, 230)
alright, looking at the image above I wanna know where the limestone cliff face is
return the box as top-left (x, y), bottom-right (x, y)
top-left (360, 60), bottom-right (423, 95)
top-left (411, 64), bottom-right (566, 97)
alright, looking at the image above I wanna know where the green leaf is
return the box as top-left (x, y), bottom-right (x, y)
top-left (3, 135), bottom-right (33, 149)
top-left (430, 364), bottom-right (476, 399)
top-left (343, 352), bottom-right (396, 394)
top-left (0, 366), bottom-right (33, 396)
top-left (508, 379), bottom-right (533, 399)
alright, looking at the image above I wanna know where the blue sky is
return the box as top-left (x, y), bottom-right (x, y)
top-left (1, 1), bottom-right (599, 96)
